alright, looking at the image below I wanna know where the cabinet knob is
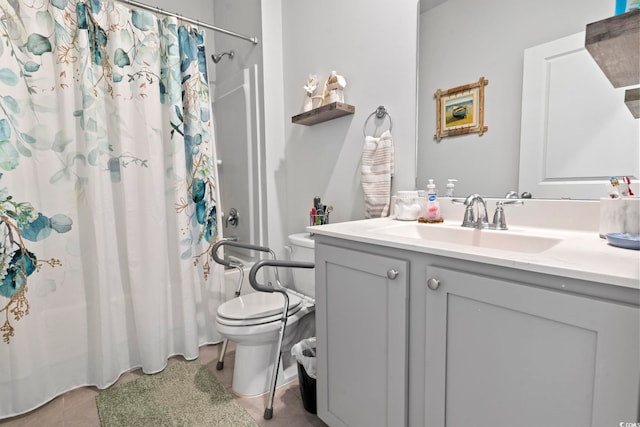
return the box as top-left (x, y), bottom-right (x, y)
top-left (387, 269), bottom-right (399, 280)
top-left (427, 277), bottom-right (440, 290)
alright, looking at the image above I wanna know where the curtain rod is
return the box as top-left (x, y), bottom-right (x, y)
top-left (116, 0), bottom-right (259, 45)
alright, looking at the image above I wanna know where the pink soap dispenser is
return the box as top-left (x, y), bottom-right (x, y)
top-left (420, 179), bottom-right (443, 223)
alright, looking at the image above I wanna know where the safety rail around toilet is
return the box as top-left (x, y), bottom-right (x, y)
top-left (210, 239), bottom-right (283, 371)
top-left (249, 259), bottom-right (315, 420)
top-left (211, 239), bottom-right (284, 292)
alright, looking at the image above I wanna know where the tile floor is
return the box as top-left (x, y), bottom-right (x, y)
top-left (0, 342), bottom-right (328, 427)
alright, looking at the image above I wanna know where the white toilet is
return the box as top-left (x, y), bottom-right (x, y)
top-left (215, 233), bottom-right (315, 397)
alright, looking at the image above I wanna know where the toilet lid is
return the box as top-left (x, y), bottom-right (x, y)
top-left (217, 292), bottom-right (302, 321)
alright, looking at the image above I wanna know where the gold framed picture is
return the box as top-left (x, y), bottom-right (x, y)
top-left (434, 77), bottom-right (488, 140)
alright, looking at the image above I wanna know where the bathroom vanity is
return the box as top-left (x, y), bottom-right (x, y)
top-left (310, 199), bottom-right (639, 427)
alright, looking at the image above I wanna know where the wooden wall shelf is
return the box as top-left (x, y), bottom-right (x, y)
top-left (292, 102), bottom-right (355, 126)
top-left (585, 9), bottom-right (639, 88)
top-left (625, 88), bottom-right (640, 118)
top-left (586, 10), bottom-right (640, 118)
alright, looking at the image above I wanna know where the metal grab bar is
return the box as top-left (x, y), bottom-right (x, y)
top-left (210, 239), bottom-right (280, 372)
top-left (248, 259), bottom-right (315, 293)
top-left (210, 239), bottom-right (272, 268)
top-left (248, 259), bottom-right (315, 420)
top-left (211, 238), bottom-right (284, 288)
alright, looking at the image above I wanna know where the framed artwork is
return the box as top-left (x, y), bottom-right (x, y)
top-left (434, 77), bottom-right (488, 140)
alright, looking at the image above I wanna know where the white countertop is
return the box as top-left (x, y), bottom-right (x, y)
top-left (309, 217), bottom-right (640, 290)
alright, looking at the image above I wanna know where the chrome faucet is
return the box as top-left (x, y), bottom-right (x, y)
top-left (454, 192), bottom-right (523, 230)
top-left (462, 194), bottom-right (490, 229)
top-left (225, 207), bottom-right (239, 228)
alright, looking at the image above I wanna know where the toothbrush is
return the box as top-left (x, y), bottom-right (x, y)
top-left (608, 176), bottom-right (621, 198)
top-left (624, 176), bottom-right (634, 196)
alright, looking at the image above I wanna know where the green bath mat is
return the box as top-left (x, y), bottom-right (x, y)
top-left (96, 361), bottom-right (258, 427)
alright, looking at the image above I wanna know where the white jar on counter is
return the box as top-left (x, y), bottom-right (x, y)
top-left (394, 191), bottom-right (422, 221)
top-left (599, 196), bottom-right (640, 238)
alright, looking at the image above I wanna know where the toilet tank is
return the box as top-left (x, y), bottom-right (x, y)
top-left (288, 233), bottom-right (315, 298)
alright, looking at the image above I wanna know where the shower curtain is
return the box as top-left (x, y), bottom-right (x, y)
top-left (0, 0), bottom-right (224, 417)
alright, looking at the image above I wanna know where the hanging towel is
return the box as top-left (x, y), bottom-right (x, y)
top-left (361, 130), bottom-right (394, 218)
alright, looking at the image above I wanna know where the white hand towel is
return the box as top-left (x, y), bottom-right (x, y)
top-left (361, 130), bottom-right (394, 218)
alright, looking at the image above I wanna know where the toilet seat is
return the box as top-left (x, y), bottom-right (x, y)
top-left (217, 292), bottom-right (303, 326)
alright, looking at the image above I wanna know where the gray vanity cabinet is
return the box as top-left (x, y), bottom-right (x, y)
top-left (315, 242), bottom-right (409, 427)
top-left (424, 265), bottom-right (640, 427)
top-left (314, 236), bottom-right (639, 427)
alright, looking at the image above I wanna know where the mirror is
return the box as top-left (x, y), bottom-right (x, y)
top-left (417, 0), bottom-right (638, 199)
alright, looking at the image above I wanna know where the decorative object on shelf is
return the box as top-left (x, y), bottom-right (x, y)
top-left (303, 74), bottom-right (319, 112)
top-left (325, 70), bottom-right (346, 104)
top-left (434, 77), bottom-right (488, 140)
top-left (292, 70), bottom-right (352, 125)
top-left (363, 105), bottom-right (393, 137)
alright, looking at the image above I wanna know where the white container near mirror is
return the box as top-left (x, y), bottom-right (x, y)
top-left (393, 190), bottom-right (423, 221)
top-left (599, 197), bottom-right (640, 237)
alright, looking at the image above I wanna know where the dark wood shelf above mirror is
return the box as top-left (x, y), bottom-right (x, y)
top-left (292, 102), bottom-right (355, 126)
top-left (585, 10), bottom-right (640, 118)
top-left (586, 9), bottom-right (639, 88)
top-left (625, 88), bottom-right (640, 118)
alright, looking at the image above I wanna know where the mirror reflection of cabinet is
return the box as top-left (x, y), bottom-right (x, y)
top-left (518, 32), bottom-right (639, 199)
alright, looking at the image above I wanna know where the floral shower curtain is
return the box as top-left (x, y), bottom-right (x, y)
top-left (0, 0), bottom-right (224, 417)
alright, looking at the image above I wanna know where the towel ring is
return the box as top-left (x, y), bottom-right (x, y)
top-left (363, 105), bottom-right (393, 137)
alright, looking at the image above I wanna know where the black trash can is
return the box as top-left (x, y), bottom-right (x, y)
top-left (291, 337), bottom-right (317, 414)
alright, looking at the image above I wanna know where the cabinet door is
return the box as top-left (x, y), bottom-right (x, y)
top-left (424, 266), bottom-right (639, 427)
top-left (316, 243), bottom-right (408, 427)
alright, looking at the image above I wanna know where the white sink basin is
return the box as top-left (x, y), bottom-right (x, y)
top-left (372, 222), bottom-right (562, 253)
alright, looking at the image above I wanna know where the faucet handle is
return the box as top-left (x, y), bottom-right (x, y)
top-left (225, 208), bottom-right (239, 228)
top-left (492, 203), bottom-right (507, 230)
top-left (452, 196), bottom-right (475, 227)
top-left (492, 200), bottom-right (523, 230)
top-left (504, 191), bottom-right (519, 199)
top-left (500, 191), bottom-right (524, 205)
top-left (463, 193), bottom-right (482, 206)
top-left (499, 198), bottom-right (524, 205)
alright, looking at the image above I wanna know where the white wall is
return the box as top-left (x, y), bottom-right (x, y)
top-left (417, 0), bottom-right (613, 198)
top-left (211, 0), bottom-right (263, 93)
top-left (211, 0), bottom-right (267, 253)
top-left (279, 0), bottom-right (420, 234)
top-left (261, 0), bottom-right (288, 258)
